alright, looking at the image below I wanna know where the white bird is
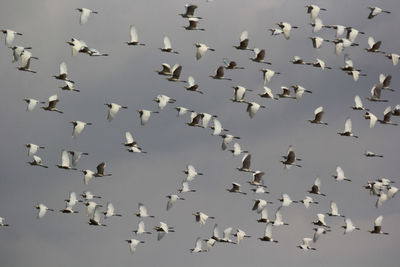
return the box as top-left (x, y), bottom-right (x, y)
top-left (210, 118), bottom-right (227, 135)
top-left (184, 76), bottom-right (202, 94)
top-left (378, 106), bottom-right (398, 126)
top-left (220, 134), bottom-right (240, 150)
top-left (237, 153), bottom-right (254, 172)
top-left (369, 215), bottom-right (388, 234)
top-left (178, 181), bottom-right (196, 193)
top-left (160, 36), bottom-right (179, 54)
top-left (229, 142), bottom-right (248, 156)
top-left (388, 186), bottom-right (399, 199)
top-left (376, 193), bottom-right (388, 208)
top-left (332, 166), bottom-right (351, 181)
top-left (278, 87), bottom-right (295, 99)
top-left (227, 182), bottom-right (246, 195)
top-left (337, 118), bottom-right (358, 138)
top-left (257, 207), bottom-right (271, 223)
top-left (194, 43), bottom-right (215, 60)
top-left (252, 199), bottom-right (272, 214)
top-left (68, 151), bottom-right (88, 167)
top-left (308, 176), bottom-right (325, 196)
top-left (301, 196), bottom-right (318, 209)
top-left (76, 8), bottom-right (98, 25)
top-left (363, 111), bottom-right (378, 128)
top-left (193, 211), bottom-right (214, 226)
top-left (179, 4), bottom-right (201, 19)
top-left (327, 201), bottom-right (345, 217)
top-left (313, 213), bottom-right (329, 228)
top-left (56, 150), bottom-right (77, 170)
top-left (166, 194), bottom-right (184, 211)
top-left (184, 164), bottom-right (203, 182)
top-left (183, 18), bottom-right (205, 31)
top-left (209, 66), bottom-right (232, 80)
top-left (154, 222), bottom-right (174, 241)
top-left (250, 49), bottom-right (271, 64)
top-left (351, 95), bottom-right (368, 110)
top-left (260, 68), bottom-right (280, 84)
top-left (125, 25), bottom-right (145, 46)
top-left (9, 45), bottom-right (31, 63)
top-left (34, 203), bottom-right (54, 219)
top-left (393, 105), bottom-right (400, 116)
top-left (259, 86), bottom-right (278, 100)
top-left (220, 227), bottom-right (235, 244)
top-left (28, 155), bottom-right (48, 168)
top-left (41, 94), bottom-right (62, 113)
top-left (365, 36), bottom-right (384, 53)
top-left (323, 25), bottom-right (345, 37)
top-left (103, 202), bottom-right (122, 218)
top-left (0, 217), bottom-right (10, 227)
top-left (191, 238), bottom-right (205, 253)
top-left (60, 192), bottom-right (78, 213)
top-left (88, 48), bottom-right (108, 57)
top-left (231, 86), bottom-right (249, 103)
top-left (66, 38), bottom-right (89, 56)
top-left (204, 238), bottom-right (216, 252)
top-left (224, 58), bottom-right (245, 69)
top-left (135, 203), bottom-right (154, 218)
top-left (367, 84), bottom-right (388, 102)
top-left (233, 30), bottom-right (251, 50)
top-left (308, 106), bottom-right (328, 125)
top-left (156, 63), bottom-right (176, 76)
top-left (276, 22), bottom-right (298, 39)
top-left (125, 239), bottom-right (144, 254)
top-left (94, 162), bottom-right (112, 177)
top-left (233, 229), bottom-right (251, 244)
top-left (17, 50), bottom-right (38, 73)
top-left (53, 62), bottom-right (74, 83)
top-left (364, 151), bottom-right (384, 158)
top-left (245, 101), bottom-right (265, 118)
top-left (248, 171), bottom-right (266, 187)
top-left (80, 191), bottom-right (101, 201)
top-left (281, 146), bottom-right (302, 168)
top-left (137, 109), bottom-right (159, 126)
top-left (85, 201), bottom-right (101, 217)
top-left (273, 206), bottom-right (289, 226)
top-left (310, 18), bottom-right (324, 33)
top-left (313, 227), bottom-right (329, 242)
top-left (154, 94), bottom-right (176, 110)
top-left (59, 80), bottom-right (79, 92)
top-left (70, 120), bottom-right (92, 138)
top-left (385, 53), bottom-right (400, 66)
top-left (133, 220), bottom-right (152, 234)
top-left (298, 238), bottom-right (316, 250)
top-left (81, 169), bottom-right (95, 185)
top-left (268, 28), bottom-right (283, 36)
top-left (278, 193), bottom-right (298, 207)
top-left (174, 106), bottom-right (192, 117)
top-left (259, 223), bottom-right (278, 243)
top-left (306, 58), bottom-right (331, 70)
top-left (292, 85), bottom-right (312, 100)
top-left (25, 143), bottom-right (45, 157)
top-left (105, 103), bottom-right (128, 122)
top-left (306, 5), bottom-right (327, 22)
top-left (368, 6), bottom-right (391, 19)
top-left (346, 27), bottom-right (365, 43)
top-left (309, 37), bottom-right (326, 49)
top-left (1, 29), bottom-right (22, 45)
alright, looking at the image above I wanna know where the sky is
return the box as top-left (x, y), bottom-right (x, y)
top-left (0, 0), bottom-right (399, 266)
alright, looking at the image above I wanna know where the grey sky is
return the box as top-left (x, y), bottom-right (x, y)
top-left (0, 0), bottom-right (399, 266)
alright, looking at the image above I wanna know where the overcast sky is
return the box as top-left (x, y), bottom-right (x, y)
top-left (0, 0), bottom-right (399, 266)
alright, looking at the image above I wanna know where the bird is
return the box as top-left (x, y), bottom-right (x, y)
top-left (393, 105), bottom-right (400, 116)
top-left (179, 4), bottom-right (201, 18)
top-left (190, 237), bottom-right (205, 253)
top-left (105, 103), bottom-right (128, 122)
top-left (388, 186), bottom-right (399, 199)
top-left (233, 229), bottom-right (251, 244)
top-left (259, 86), bottom-right (278, 100)
top-left (308, 176), bottom-right (326, 196)
top-left (260, 68), bottom-right (280, 84)
top-left (297, 238), bottom-right (316, 250)
top-left (88, 48), bottom-right (108, 57)
top-left (184, 76), bottom-right (203, 94)
top-left (167, 65), bottom-right (185, 82)
top-left (122, 131), bottom-right (137, 147)
top-left (135, 203), bottom-right (154, 218)
top-left (1, 29), bottom-right (22, 45)
top-left (306, 5), bottom-right (327, 21)
top-left (94, 162), bottom-right (111, 177)
top-left (174, 106), bottom-right (192, 117)
top-left (184, 164), bottom-right (203, 182)
top-left (34, 203), bottom-right (54, 219)
top-left (366, 84), bottom-right (388, 102)
top-left (159, 36), bottom-right (179, 54)
top-left (28, 155), bottom-right (48, 168)
top-left (351, 95), bottom-right (368, 111)
top-left (278, 194), bottom-right (298, 207)
top-left (25, 143), bottom-right (45, 157)
top-left (137, 109), bottom-right (159, 126)
top-left (223, 59), bottom-right (244, 69)
top-left (68, 151), bottom-right (89, 167)
top-left (133, 220), bottom-right (152, 234)
top-left (306, 58), bottom-right (331, 70)
top-left (70, 120), bottom-right (92, 138)
top-left (166, 195), bottom-right (184, 211)
top-left (156, 63), bottom-right (176, 76)
top-left (250, 49), bottom-right (271, 64)
top-left (194, 43), bottom-right (215, 60)
top-left (125, 25), bottom-right (145, 46)
top-left (323, 24), bottom-right (345, 37)
top-left (227, 183), bottom-right (246, 195)
top-left (229, 143), bottom-right (248, 157)
top-left (245, 101), bottom-right (265, 118)
top-left (310, 18), bottom-right (324, 33)
top-left (259, 223), bottom-right (278, 243)
top-left (231, 86), bottom-right (250, 103)
top-left (80, 191), bottom-right (101, 201)
top-left (53, 62), bottom-right (74, 83)
top-left (368, 6), bottom-right (391, 19)
top-left (81, 169), bottom-right (95, 185)
top-left (376, 193), bottom-right (388, 208)
top-left (59, 80), bottom-right (79, 92)
top-left (221, 134), bottom-right (240, 150)
top-left (66, 37), bottom-right (89, 56)
top-left (369, 215), bottom-right (388, 234)
top-left (219, 227), bottom-right (236, 244)
top-left (17, 50), bottom-right (38, 73)
top-left (209, 66), bottom-right (232, 80)
top-left (257, 207), bottom-right (271, 223)
top-left (278, 87), bottom-right (295, 99)
top-left (183, 18), bottom-right (205, 31)
top-left (201, 112), bottom-right (217, 128)
top-left (60, 192), bottom-right (79, 214)
top-left (308, 106), bottom-right (328, 125)
top-left (313, 227), bottom-right (330, 242)
top-left (24, 98), bottom-right (44, 112)
top-left (327, 201), bottom-right (345, 217)
top-left (365, 36), bottom-right (384, 53)
top-left (378, 106), bottom-right (398, 126)
top-left (341, 54), bottom-right (366, 82)
top-left (332, 166), bottom-right (351, 181)
top-left (252, 199), bottom-right (273, 213)
top-left (300, 196), bottom-right (318, 208)
top-left (378, 74), bottom-right (394, 91)
top-left (328, 38), bottom-right (359, 56)
top-left (125, 239), bottom-right (145, 254)
top-left (281, 146), bottom-right (302, 168)
top-left (56, 150), bottom-right (77, 170)
top-left (41, 95), bottom-right (63, 113)
top-left (309, 37), bottom-right (327, 49)
top-left (76, 8), bottom-right (98, 25)
top-left (0, 217), bottom-right (10, 227)
top-left (364, 151), bottom-right (384, 158)
top-left (193, 211), bottom-right (214, 226)
top-left (337, 118), bottom-right (358, 138)
top-left (248, 171), bottom-right (266, 187)
top-left (9, 46), bottom-right (31, 63)
top-left (313, 213), bottom-right (330, 228)
top-left (237, 153), bottom-right (254, 172)
top-left (154, 222), bottom-right (174, 241)
top-left (292, 85), bottom-right (312, 100)
top-left (85, 201), bottom-right (101, 217)
top-left (291, 56), bottom-right (306, 64)
top-left (346, 27), bottom-right (365, 43)
top-left (385, 53), bottom-right (400, 66)
top-left (210, 118), bottom-right (228, 135)
top-left (153, 95), bottom-right (176, 110)
top-left (186, 113), bottom-right (202, 127)
top-left (273, 206), bottom-right (289, 226)
top-left (103, 202), bottom-right (122, 218)
top-left (233, 30), bottom-right (252, 50)
top-left (276, 22), bottom-right (298, 39)
top-left (204, 238), bottom-right (217, 252)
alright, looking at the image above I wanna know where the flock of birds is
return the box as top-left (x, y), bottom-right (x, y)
top-left (1, 2), bottom-right (399, 257)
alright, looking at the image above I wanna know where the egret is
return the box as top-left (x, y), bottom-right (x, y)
top-left (133, 220), bottom-right (152, 234)
top-left (81, 170), bottom-right (95, 185)
top-left (385, 53), bottom-right (400, 66)
top-left (59, 81), bottom-right (79, 92)
top-left (300, 196), bottom-right (318, 208)
top-left (167, 65), bottom-right (185, 82)
top-left (259, 223), bottom-right (278, 243)
top-left (364, 151), bottom-right (383, 158)
top-left (342, 218), bottom-right (360, 234)
top-left (184, 76), bottom-right (203, 94)
top-left (309, 37), bottom-right (326, 49)
top-left (186, 113), bottom-right (202, 127)
top-left (76, 8), bottom-right (98, 25)
top-left (60, 192), bottom-right (78, 214)
top-left (306, 58), bottom-right (331, 70)
top-left (80, 191), bottom-right (101, 201)
top-left (53, 62), bottom-right (74, 83)
top-left (327, 201), bottom-right (345, 217)
top-left (88, 48), bottom-right (108, 56)
top-left (388, 186), bottom-right (399, 199)
top-left (84, 201), bottom-right (101, 217)
top-left (104, 103), bottom-right (128, 122)
top-left (313, 227), bottom-right (329, 242)
top-left (328, 38), bottom-right (358, 56)
top-left (351, 95), bottom-right (368, 110)
top-left (378, 106), bottom-right (398, 126)
top-left (194, 43), bottom-right (215, 60)
top-left (260, 68), bottom-right (280, 84)
top-left (88, 206), bottom-right (106, 226)
top-left (231, 86), bottom-right (249, 103)
top-left (369, 215), bottom-right (388, 234)
top-left (363, 111), bottom-right (378, 128)
top-left (193, 211), bottom-right (214, 226)
top-left (179, 4), bottom-right (201, 18)
top-left (17, 50), bottom-right (38, 73)
top-left (237, 153), bottom-right (254, 172)
top-left (25, 143), bottom-right (45, 157)
top-left (292, 85), bottom-right (312, 100)
top-left (125, 25), bottom-right (145, 46)
top-left (308, 106), bottom-right (328, 125)
top-left (252, 199), bottom-right (273, 213)
top-left (273, 206), bottom-right (289, 226)
top-left (68, 151), bottom-right (89, 167)
top-left (368, 6), bottom-right (391, 19)
top-left (209, 66), bottom-right (232, 80)
top-left (0, 217), bottom-right (9, 227)
top-left (337, 118), bottom-right (358, 138)
top-left (251, 186), bottom-right (269, 194)
top-left (226, 183), bottom-right (246, 195)
top-left (278, 87), bottom-right (295, 99)
top-left (166, 195), bottom-right (184, 211)
top-left (9, 46), bottom-right (31, 63)
top-left (346, 27), bottom-right (365, 43)
top-left (56, 150), bottom-right (77, 170)
top-left (221, 134), bottom-right (240, 150)
top-left (153, 95), bottom-right (176, 110)
top-left (183, 18), bottom-right (205, 31)
top-left (281, 146), bottom-right (301, 168)
top-left (306, 5), bottom-right (327, 21)
top-left (323, 24), bottom-right (345, 37)
top-left (223, 59), bottom-right (244, 69)
top-left (310, 18), bottom-right (324, 33)
top-left (135, 203), bottom-right (154, 218)
top-left (41, 95), bottom-right (63, 113)
top-left (233, 30), bottom-right (252, 50)
top-left (137, 109), bottom-right (159, 126)
top-left (268, 28), bottom-right (283, 36)
top-left (297, 238), bottom-right (316, 250)
top-left (365, 36), bottom-right (384, 53)
top-left (379, 74), bottom-right (394, 91)
top-left (156, 63), bottom-right (175, 76)
top-left (1, 29), bottom-right (22, 45)
top-left (229, 143), bottom-right (248, 156)
top-left (248, 171), bottom-right (266, 187)
top-left (233, 229), bottom-right (251, 244)
top-left (160, 36), bottom-right (179, 53)
top-left (276, 22), bottom-right (299, 40)
top-left (154, 222), bottom-right (174, 241)
top-left (191, 238), bottom-right (205, 253)
top-left (333, 166), bottom-right (351, 181)
top-left (278, 194), bottom-right (298, 207)
top-left (125, 239), bottom-right (144, 254)
top-left (103, 202), bottom-right (122, 218)
top-left (174, 106), bottom-right (192, 117)
top-left (184, 164), bottom-right (203, 182)
top-left (308, 176), bottom-right (326, 196)
top-left (366, 84), bottom-right (388, 102)
top-left (257, 207), bottom-right (271, 223)
top-left (250, 49), bottom-right (271, 64)
top-left (245, 101), bottom-right (265, 118)
top-left (28, 155), bottom-right (48, 168)
top-left (210, 118), bottom-right (228, 135)
top-left (34, 203), bottom-right (54, 219)
top-left (376, 193), bottom-right (388, 208)
top-left (313, 213), bottom-right (330, 228)
top-left (219, 227), bottom-right (236, 244)
top-left (94, 162), bottom-right (111, 177)
top-left (66, 38), bottom-right (89, 56)
top-left (70, 120), bottom-right (92, 138)
top-left (204, 238), bottom-right (216, 251)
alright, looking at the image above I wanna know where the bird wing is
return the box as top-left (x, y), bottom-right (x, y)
top-left (61, 150), bottom-right (70, 167)
top-left (336, 166), bottom-right (344, 179)
top-left (354, 95), bottom-right (363, 108)
top-left (59, 61), bottom-right (67, 75)
top-left (139, 203), bottom-right (148, 217)
top-left (140, 110), bottom-right (151, 125)
top-left (26, 99), bottom-right (38, 112)
top-left (223, 227), bottom-right (233, 240)
top-left (196, 44), bottom-right (207, 60)
top-left (125, 131), bottom-right (134, 144)
top-left (368, 36), bottom-right (375, 48)
top-left (69, 192), bottom-right (77, 206)
top-left (92, 206), bottom-right (101, 222)
top-left (73, 121), bottom-right (85, 138)
top-left (137, 220), bottom-right (145, 233)
top-left (242, 153), bottom-right (251, 169)
top-left (163, 36), bottom-right (172, 49)
top-left (317, 213), bottom-right (326, 224)
top-left (107, 103), bottom-right (121, 121)
top-left (106, 202), bottom-right (114, 216)
top-left (80, 8), bottom-right (91, 25)
top-left (20, 50), bottom-right (32, 68)
top-left (187, 76), bottom-right (195, 87)
top-left (275, 207), bottom-right (283, 223)
top-left (194, 237), bottom-right (203, 251)
top-left (130, 25), bottom-right (138, 42)
top-left (344, 118), bottom-right (352, 132)
top-left (172, 65), bottom-right (182, 79)
top-left (213, 224), bottom-right (220, 239)
top-left (314, 176), bottom-right (321, 188)
top-left (232, 183), bottom-right (240, 191)
top-left (201, 113), bottom-right (212, 128)
top-left (314, 106), bottom-right (324, 115)
top-left (240, 30), bottom-right (248, 42)
top-left (375, 215), bottom-right (383, 227)
top-left (261, 207), bottom-right (268, 219)
top-left (216, 66), bottom-right (224, 78)
top-left (37, 204), bottom-right (47, 218)
top-left (330, 201), bottom-right (339, 215)
top-left (235, 86), bottom-right (246, 101)
top-left (212, 118), bottom-right (222, 136)
top-left (199, 212), bottom-right (208, 225)
top-left (96, 162), bottom-right (105, 175)
top-left (265, 223), bottom-right (272, 238)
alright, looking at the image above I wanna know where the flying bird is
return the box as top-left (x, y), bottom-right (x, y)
top-left (41, 95), bottom-right (63, 113)
top-left (76, 8), bottom-right (98, 25)
top-left (337, 118), bottom-right (358, 138)
top-left (105, 103), bottom-right (128, 122)
top-left (194, 43), bottom-right (215, 60)
top-left (159, 36), bottom-right (179, 54)
top-left (137, 109), bottom-right (159, 126)
top-left (70, 120), bottom-right (92, 138)
top-left (308, 106), bottom-right (328, 125)
top-left (125, 25), bottom-right (145, 46)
